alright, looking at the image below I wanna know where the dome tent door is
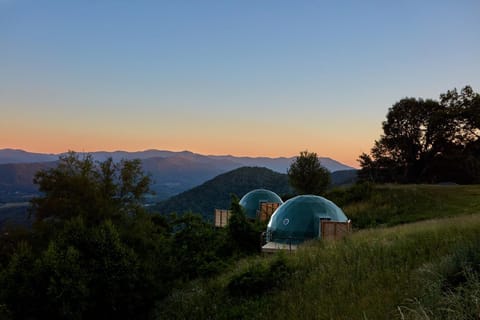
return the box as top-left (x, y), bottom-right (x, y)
top-left (320, 219), bottom-right (352, 240)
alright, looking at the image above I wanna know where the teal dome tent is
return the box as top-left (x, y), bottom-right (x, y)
top-left (266, 195), bottom-right (348, 244)
top-left (239, 189), bottom-right (283, 219)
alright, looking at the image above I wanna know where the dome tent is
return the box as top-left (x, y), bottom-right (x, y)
top-left (239, 189), bottom-right (283, 219)
top-left (266, 195), bottom-right (348, 244)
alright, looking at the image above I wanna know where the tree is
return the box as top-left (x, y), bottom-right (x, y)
top-left (227, 195), bottom-right (260, 254)
top-left (359, 86), bottom-right (480, 184)
top-left (31, 151), bottom-right (151, 225)
top-left (287, 151), bottom-right (331, 195)
top-left (359, 98), bottom-right (444, 182)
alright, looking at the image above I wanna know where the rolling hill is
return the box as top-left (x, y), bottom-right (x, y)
top-left (153, 167), bottom-right (293, 219)
top-left (153, 167), bottom-right (358, 219)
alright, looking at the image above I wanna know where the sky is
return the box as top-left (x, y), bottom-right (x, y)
top-left (1, 0), bottom-right (479, 167)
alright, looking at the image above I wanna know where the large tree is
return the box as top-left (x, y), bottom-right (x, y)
top-left (359, 86), bottom-right (480, 183)
top-left (287, 150), bottom-right (331, 195)
top-left (31, 151), bottom-right (151, 225)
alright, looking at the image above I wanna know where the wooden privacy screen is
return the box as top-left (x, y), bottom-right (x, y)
top-left (321, 220), bottom-right (352, 240)
top-left (214, 209), bottom-right (231, 227)
top-left (257, 202), bottom-right (281, 222)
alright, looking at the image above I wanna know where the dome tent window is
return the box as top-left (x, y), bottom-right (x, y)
top-left (238, 189), bottom-right (283, 220)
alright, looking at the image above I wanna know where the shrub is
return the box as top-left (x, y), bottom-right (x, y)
top-left (227, 254), bottom-right (291, 298)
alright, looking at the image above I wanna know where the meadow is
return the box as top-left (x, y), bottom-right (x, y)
top-left (156, 185), bottom-right (480, 319)
top-left (331, 184), bottom-right (480, 228)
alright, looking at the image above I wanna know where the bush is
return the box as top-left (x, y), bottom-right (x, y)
top-left (227, 254), bottom-right (291, 298)
top-left (227, 196), bottom-right (262, 255)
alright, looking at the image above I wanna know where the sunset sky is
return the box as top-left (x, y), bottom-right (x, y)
top-left (1, 1), bottom-right (479, 167)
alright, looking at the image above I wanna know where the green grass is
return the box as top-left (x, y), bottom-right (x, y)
top-left (155, 186), bottom-right (480, 319)
top-left (333, 184), bottom-right (480, 228)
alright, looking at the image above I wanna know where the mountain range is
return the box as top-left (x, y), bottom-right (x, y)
top-left (0, 149), bottom-right (355, 202)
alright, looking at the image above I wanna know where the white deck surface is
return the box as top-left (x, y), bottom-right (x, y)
top-left (261, 241), bottom-right (298, 253)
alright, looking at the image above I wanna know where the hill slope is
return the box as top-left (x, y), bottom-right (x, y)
top-left (142, 155), bottom-right (240, 200)
top-left (153, 167), bottom-right (293, 218)
top-left (330, 169), bottom-right (357, 186)
top-left (0, 162), bottom-right (58, 203)
top-left (331, 184), bottom-right (480, 228)
top-left (157, 185), bottom-right (480, 319)
top-left (158, 214), bottom-right (480, 319)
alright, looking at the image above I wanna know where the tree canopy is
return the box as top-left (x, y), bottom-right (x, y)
top-left (31, 152), bottom-right (151, 225)
top-left (287, 151), bottom-right (331, 195)
top-left (359, 86), bottom-right (480, 183)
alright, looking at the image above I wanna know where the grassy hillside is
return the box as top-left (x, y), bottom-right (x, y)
top-left (156, 213), bottom-right (480, 320)
top-left (328, 184), bottom-right (480, 228)
top-left (156, 184), bottom-right (480, 319)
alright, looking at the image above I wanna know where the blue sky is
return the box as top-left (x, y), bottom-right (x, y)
top-left (1, 0), bottom-right (479, 166)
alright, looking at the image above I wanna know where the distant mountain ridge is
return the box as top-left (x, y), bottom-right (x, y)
top-left (0, 149), bottom-right (355, 202)
top-left (0, 149), bottom-right (354, 171)
top-left (208, 155), bottom-right (351, 173)
top-left (0, 149), bottom-right (58, 164)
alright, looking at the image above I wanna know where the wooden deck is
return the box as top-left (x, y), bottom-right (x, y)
top-left (261, 241), bottom-right (298, 253)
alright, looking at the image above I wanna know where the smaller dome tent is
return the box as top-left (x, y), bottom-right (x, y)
top-left (266, 195), bottom-right (348, 244)
top-left (239, 189), bottom-right (283, 219)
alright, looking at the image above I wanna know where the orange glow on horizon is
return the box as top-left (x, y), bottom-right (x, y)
top-left (0, 117), bottom-right (375, 168)
top-left (1, 140), bottom-right (364, 168)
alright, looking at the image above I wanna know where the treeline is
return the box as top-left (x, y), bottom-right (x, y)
top-left (0, 153), bottom-right (263, 319)
top-left (359, 86), bottom-right (480, 183)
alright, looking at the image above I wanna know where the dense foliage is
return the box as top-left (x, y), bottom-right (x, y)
top-left (287, 150), bottom-right (331, 195)
top-left (359, 86), bottom-right (480, 183)
top-left (0, 153), bottom-right (262, 319)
